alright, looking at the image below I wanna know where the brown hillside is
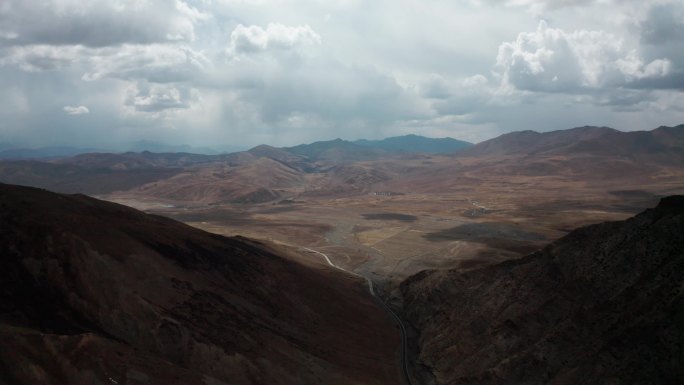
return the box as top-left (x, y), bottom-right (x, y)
top-left (400, 196), bottom-right (684, 385)
top-left (0, 183), bottom-right (401, 385)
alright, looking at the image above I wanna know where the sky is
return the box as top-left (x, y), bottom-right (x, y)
top-left (1, 0), bottom-right (683, 149)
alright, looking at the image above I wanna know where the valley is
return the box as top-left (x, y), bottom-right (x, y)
top-left (1, 126), bottom-right (683, 384)
top-left (3, 1), bottom-right (684, 383)
top-left (100, 126), bottom-right (684, 289)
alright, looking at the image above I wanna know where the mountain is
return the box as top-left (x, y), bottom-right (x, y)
top-left (459, 126), bottom-right (618, 157)
top-left (460, 125), bottom-right (684, 162)
top-left (123, 140), bottom-right (227, 155)
top-left (129, 157), bottom-right (306, 204)
top-left (55, 151), bottom-right (217, 170)
top-left (284, 138), bottom-right (390, 164)
top-left (246, 144), bottom-right (314, 172)
top-left (400, 196), bottom-right (684, 385)
top-left (0, 183), bottom-right (401, 385)
top-left (355, 134), bottom-right (472, 154)
top-left (380, 125), bottom-right (684, 185)
top-left (3, 126), bottom-right (682, 201)
top-left (0, 160), bottom-right (183, 195)
top-left (0, 142), bottom-right (247, 160)
top-left (284, 135), bottom-right (472, 164)
top-left (0, 146), bottom-right (105, 160)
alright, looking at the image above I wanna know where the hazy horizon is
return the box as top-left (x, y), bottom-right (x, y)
top-left (1, 0), bottom-right (683, 148)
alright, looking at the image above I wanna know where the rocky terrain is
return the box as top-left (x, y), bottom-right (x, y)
top-left (400, 196), bottom-right (684, 385)
top-left (0, 183), bottom-right (401, 385)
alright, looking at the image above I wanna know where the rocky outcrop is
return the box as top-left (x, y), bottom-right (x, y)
top-left (401, 196), bottom-right (684, 385)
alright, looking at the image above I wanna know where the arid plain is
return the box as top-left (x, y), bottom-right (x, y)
top-left (102, 126), bottom-right (684, 295)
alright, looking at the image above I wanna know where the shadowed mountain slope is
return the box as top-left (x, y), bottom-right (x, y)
top-left (55, 151), bottom-right (217, 169)
top-left (0, 160), bottom-right (183, 195)
top-left (0, 183), bottom-right (400, 385)
top-left (400, 196), bottom-right (684, 385)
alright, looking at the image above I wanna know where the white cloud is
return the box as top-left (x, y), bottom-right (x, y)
top-left (83, 44), bottom-right (212, 82)
top-left (125, 82), bottom-right (199, 113)
top-left (228, 23), bottom-right (321, 55)
top-left (616, 52), bottom-right (671, 82)
top-left (63, 105), bottom-right (90, 115)
top-left (496, 20), bottom-right (672, 93)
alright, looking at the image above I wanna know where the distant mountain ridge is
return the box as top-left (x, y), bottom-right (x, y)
top-left (0, 135), bottom-right (467, 161)
top-left (283, 138), bottom-right (389, 163)
top-left (0, 146), bottom-right (106, 160)
top-left (460, 124), bottom-right (684, 161)
top-left (0, 141), bottom-right (247, 160)
top-left (1, 126), bottom-right (682, 201)
top-left (354, 134), bottom-right (472, 154)
top-left (282, 134), bottom-right (472, 163)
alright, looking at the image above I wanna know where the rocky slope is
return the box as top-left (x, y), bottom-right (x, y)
top-left (0, 183), bottom-right (401, 385)
top-left (400, 196), bottom-right (684, 385)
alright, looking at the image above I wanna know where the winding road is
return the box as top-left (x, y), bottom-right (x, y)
top-left (302, 247), bottom-right (415, 385)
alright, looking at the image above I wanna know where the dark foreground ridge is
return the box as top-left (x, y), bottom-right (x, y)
top-left (401, 195), bottom-right (684, 385)
top-left (0, 183), bottom-right (401, 385)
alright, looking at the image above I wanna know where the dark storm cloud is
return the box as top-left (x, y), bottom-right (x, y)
top-left (640, 3), bottom-right (684, 45)
top-left (635, 2), bottom-right (684, 90)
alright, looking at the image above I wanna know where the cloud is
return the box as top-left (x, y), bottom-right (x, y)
top-left (83, 44), bottom-right (212, 82)
top-left (2, 43), bottom-right (212, 85)
top-left (495, 20), bottom-right (673, 93)
top-left (419, 75), bottom-right (452, 99)
top-left (1, 45), bottom-right (83, 72)
top-left (1, 0), bottom-right (683, 148)
top-left (229, 58), bottom-right (429, 126)
top-left (0, 0), bottom-right (208, 47)
top-left (125, 82), bottom-right (198, 113)
top-left (474, 0), bottom-right (598, 11)
top-left (63, 105), bottom-right (90, 115)
top-left (422, 74), bottom-right (495, 116)
top-left (228, 23), bottom-right (321, 55)
top-left (640, 2), bottom-right (684, 45)
top-left (635, 2), bottom-right (684, 90)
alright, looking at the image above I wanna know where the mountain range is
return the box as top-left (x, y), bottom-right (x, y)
top-left (355, 134), bottom-right (471, 154)
top-left (0, 135), bottom-right (469, 161)
top-left (0, 125), bottom-right (681, 203)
